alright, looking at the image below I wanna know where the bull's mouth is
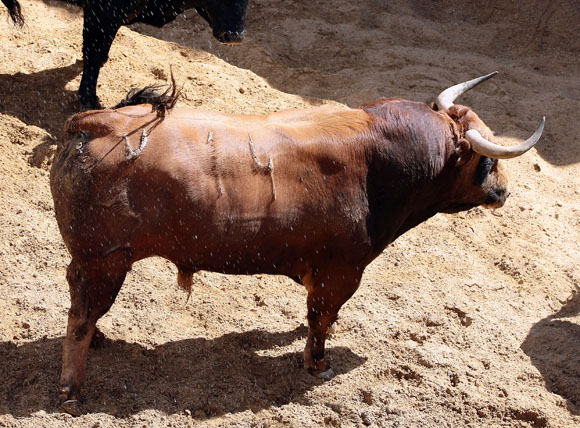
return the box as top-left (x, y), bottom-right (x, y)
top-left (441, 203), bottom-right (478, 214)
top-left (482, 200), bottom-right (506, 209)
top-left (213, 29), bottom-right (246, 44)
top-left (482, 188), bottom-right (509, 209)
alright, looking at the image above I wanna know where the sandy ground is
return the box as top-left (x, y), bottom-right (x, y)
top-left (1, 0), bottom-right (580, 427)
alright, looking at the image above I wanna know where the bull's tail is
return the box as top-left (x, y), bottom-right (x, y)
top-left (2, 0), bottom-right (24, 26)
top-left (113, 69), bottom-right (180, 117)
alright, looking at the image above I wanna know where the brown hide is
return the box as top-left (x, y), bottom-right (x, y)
top-left (53, 105), bottom-right (377, 274)
top-left (50, 98), bottom-right (508, 410)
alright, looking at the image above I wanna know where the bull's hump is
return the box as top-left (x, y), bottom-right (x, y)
top-left (267, 107), bottom-right (372, 141)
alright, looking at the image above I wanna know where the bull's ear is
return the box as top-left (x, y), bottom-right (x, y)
top-left (455, 138), bottom-right (473, 166)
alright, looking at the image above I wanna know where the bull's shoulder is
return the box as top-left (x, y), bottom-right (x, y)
top-left (360, 98), bottom-right (448, 125)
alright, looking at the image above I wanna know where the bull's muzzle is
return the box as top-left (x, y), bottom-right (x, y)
top-left (484, 187), bottom-right (510, 208)
top-left (215, 29), bottom-right (246, 44)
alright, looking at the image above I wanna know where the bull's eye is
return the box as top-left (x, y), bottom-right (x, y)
top-left (474, 156), bottom-right (495, 186)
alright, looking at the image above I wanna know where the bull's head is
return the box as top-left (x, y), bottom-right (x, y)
top-left (434, 72), bottom-right (544, 212)
top-left (194, 0), bottom-right (249, 43)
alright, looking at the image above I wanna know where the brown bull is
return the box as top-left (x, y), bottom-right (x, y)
top-left (50, 72), bottom-right (544, 414)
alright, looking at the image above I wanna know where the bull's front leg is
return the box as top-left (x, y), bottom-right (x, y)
top-left (60, 256), bottom-right (128, 416)
top-left (78, 5), bottom-right (122, 109)
top-left (302, 264), bottom-right (362, 379)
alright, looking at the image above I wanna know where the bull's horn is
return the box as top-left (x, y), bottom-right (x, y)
top-left (465, 117), bottom-right (545, 159)
top-left (436, 71), bottom-right (498, 110)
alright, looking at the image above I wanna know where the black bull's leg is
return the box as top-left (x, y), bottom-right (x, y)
top-left (78, 4), bottom-right (123, 108)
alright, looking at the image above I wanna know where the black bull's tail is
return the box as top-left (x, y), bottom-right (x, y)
top-left (2, 0), bottom-right (24, 26)
top-left (3, 0), bottom-right (85, 26)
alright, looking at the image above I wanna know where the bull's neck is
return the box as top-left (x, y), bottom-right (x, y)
top-left (363, 106), bottom-right (458, 254)
top-left (366, 170), bottom-right (457, 254)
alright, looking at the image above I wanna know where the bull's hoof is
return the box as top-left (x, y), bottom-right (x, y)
top-left (79, 95), bottom-right (102, 111)
top-left (61, 399), bottom-right (83, 417)
top-left (317, 368), bottom-right (336, 381)
top-left (308, 367), bottom-right (336, 381)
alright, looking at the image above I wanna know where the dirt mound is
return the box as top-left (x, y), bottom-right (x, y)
top-left (1, 1), bottom-right (579, 427)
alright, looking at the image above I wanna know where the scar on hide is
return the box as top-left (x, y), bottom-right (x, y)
top-left (124, 129), bottom-right (149, 161)
top-left (248, 134), bottom-right (276, 201)
top-left (73, 131), bottom-right (91, 154)
top-left (207, 131), bottom-right (224, 197)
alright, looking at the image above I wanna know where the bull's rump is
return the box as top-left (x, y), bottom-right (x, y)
top-left (51, 106), bottom-right (373, 274)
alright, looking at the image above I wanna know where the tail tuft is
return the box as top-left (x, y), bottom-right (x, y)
top-left (177, 269), bottom-right (194, 304)
top-left (3, 0), bottom-right (25, 27)
top-left (113, 68), bottom-right (180, 117)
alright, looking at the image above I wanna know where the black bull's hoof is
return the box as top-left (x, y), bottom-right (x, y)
top-left (79, 94), bottom-right (102, 111)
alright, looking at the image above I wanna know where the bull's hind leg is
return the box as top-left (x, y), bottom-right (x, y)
top-left (302, 264), bottom-right (362, 378)
top-left (59, 254), bottom-right (129, 415)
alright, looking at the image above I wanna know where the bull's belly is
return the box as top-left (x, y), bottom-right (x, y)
top-left (169, 240), bottom-right (307, 277)
top-left (130, 216), bottom-right (369, 278)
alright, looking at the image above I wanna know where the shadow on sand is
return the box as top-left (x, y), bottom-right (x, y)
top-left (0, 60), bottom-right (83, 136)
top-left (521, 287), bottom-right (580, 415)
top-left (0, 325), bottom-right (365, 417)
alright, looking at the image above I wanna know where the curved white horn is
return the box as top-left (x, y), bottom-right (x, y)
top-left (436, 71), bottom-right (498, 110)
top-left (465, 117), bottom-right (545, 159)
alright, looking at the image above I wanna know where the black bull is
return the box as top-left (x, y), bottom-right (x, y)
top-left (2, 0), bottom-right (249, 108)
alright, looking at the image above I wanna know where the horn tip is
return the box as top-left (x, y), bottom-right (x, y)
top-left (484, 71), bottom-right (499, 80)
top-left (538, 116), bottom-right (546, 131)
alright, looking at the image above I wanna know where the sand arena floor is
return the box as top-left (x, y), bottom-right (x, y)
top-left (1, 1), bottom-right (579, 426)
